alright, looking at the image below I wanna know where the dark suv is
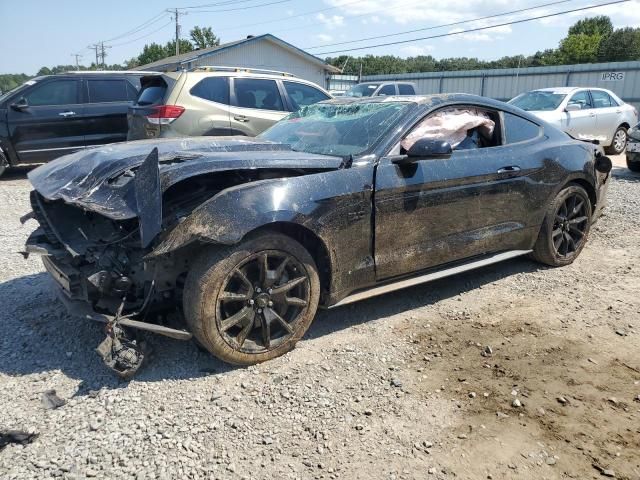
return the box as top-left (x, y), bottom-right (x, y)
top-left (0, 71), bottom-right (151, 177)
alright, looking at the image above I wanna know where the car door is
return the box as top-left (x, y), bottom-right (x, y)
top-left (374, 107), bottom-right (546, 280)
top-left (7, 78), bottom-right (84, 164)
top-left (562, 90), bottom-right (597, 141)
top-left (84, 77), bottom-right (137, 147)
top-left (590, 90), bottom-right (620, 143)
top-left (228, 77), bottom-right (288, 136)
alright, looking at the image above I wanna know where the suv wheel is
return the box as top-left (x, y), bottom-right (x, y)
top-left (183, 233), bottom-right (320, 365)
top-left (627, 156), bottom-right (640, 172)
top-left (0, 150), bottom-right (7, 178)
top-left (605, 126), bottom-right (627, 155)
top-left (531, 185), bottom-right (592, 267)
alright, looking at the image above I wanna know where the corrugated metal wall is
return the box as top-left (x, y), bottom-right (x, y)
top-left (185, 38), bottom-right (329, 87)
top-left (362, 61), bottom-right (640, 108)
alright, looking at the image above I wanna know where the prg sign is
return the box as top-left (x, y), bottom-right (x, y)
top-left (600, 71), bottom-right (625, 82)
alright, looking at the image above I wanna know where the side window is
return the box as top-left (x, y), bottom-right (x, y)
top-left (590, 90), bottom-right (613, 109)
top-left (125, 82), bottom-right (139, 101)
top-left (568, 91), bottom-right (593, 110)
top-left (234, 78), bottom-right (284, 111)
top-left (401, 107), bottom-right (499, 153)
top-left (283, 81), bottom-right (330, 110)
top-left (378, 84), bottom-right (396, 96)
top-left (503, 113), bottom-right (541, 144)
top-left (24, 80), bottom-right (78, 106)
top-left (87, 79), bottom-right (129, 103)
top-left (398, 84), bottom-right (415, 95)
top-left (190, 77), bottom-right (230, 105)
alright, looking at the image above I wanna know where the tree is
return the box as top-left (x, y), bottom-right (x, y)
top-left (137, 43), bottom-right (168, 65)
top-left (165, 39), bottom-right (194, 57)
top-left (598, 27), bottom-right (640, 62)
top-left (568, 16), bottom-right (613, 37)
top-left (558, 34), bottom-right (601, 64)
top-left (190, 26), bottom-right (220, 49)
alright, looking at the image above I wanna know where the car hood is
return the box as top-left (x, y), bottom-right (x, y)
top-left (28, 137), bottom-right (343, 220)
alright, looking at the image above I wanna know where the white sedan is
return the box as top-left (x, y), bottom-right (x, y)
top-left (509, 87), bottom-right (638, 155)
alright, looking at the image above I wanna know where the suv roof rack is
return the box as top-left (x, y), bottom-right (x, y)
top-left (188, 66), bottom-right (296, 77)
top-left (61, 70), bottom-right (160, 75)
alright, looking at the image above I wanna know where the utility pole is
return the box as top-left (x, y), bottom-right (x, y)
top-left (98, 42), bottom-right (112, 69)
top-left (88, 44), bottom-right (100, 68)
top-left (71, 53), bottom-right (82, 70)
top-left (167, 8), bottom-right (186, 56)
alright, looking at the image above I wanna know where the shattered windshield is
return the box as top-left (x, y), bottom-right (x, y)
top-left (509, 91), bottom-right (567, 111)
top-left (258, 101), bottom-right (409, 156)
top-left (344, 83), bottom-right (380, 97)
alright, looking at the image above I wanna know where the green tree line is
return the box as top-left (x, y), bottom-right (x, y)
top-left (326, 16), bottom-right (640, 75)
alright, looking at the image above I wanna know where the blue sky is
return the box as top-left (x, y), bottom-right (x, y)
top-left (1, 0), bottom-right (638, 74)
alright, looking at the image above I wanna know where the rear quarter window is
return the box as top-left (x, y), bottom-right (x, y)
top-left (504, 112), bottom-right (541, 144)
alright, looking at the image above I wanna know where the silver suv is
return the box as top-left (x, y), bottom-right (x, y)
top-left (127, 67), bottom-right (332, 139)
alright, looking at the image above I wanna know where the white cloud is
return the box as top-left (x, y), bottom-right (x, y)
top-left (401, 44), bottom-right (435, 56)
top-left (316, 33), bottom-right (334, 42)
top-left (316, 13), bottom-right (345, 29)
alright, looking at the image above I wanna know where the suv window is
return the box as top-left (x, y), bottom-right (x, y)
top-left (591, 90), bottom-right (614, 108)
top-left (87, 79), bottom-right (129, 103)
top-left (398, 84), bottom-right (415, 95)
top-left (190, 77), bottom-right (230, 105)
top-left (234, 78), bottom-right (284, 111)
top-left (378, 84), bottom-right (396, 96)
top-left (25, 79), bottom-right (78, 106)
top-left (283, 81), bottom-right (329, 110)
top-left (504, 113), bottom-right (541, 144)
top-left (568, 91), bottom-right (593, 109)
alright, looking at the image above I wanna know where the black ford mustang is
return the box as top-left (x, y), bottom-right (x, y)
top-left (24, 94), bottom-right (612, 369)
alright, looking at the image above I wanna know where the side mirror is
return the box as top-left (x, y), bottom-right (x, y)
top-left (393, 139), bottom-right (453, 165)
top-left (10, 97), bottom-right (29, 111)
top-left (565, 103), bottom-right (581, 112)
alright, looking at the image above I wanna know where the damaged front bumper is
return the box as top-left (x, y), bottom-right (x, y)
top-left (24, 228), bottom-right (192, 342)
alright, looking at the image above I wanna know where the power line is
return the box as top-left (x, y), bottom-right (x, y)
top-left (180, 0), bottom-right (275, 9)
top-left (103, 11), bottom-right (169, 43)
top-left (186, 0), bottom-right (292, 13)
top-left (110, 20), bottom-right (174, 47)
top-left (314, 0), bottom-right (631, 55)
top-left (305, 0), bottom-right (576, 50)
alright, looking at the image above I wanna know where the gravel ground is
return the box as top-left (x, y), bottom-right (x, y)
top-left (0, 159), bottom-right (638, 480)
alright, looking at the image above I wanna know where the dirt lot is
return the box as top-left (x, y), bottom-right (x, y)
top-left (0, 156), bottom-right (638, 480)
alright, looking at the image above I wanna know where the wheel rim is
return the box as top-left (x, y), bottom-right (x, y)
top-left (552, 193), bottom-right (589, 258)
top-left (216, 250), bottom-right (310, 354)
top-left (613, 129), bottom-right (626, 151)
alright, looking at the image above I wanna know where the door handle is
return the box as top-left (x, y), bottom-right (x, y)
top-left (58, 111), bottom-right (76, 117)
top-left (233, 115), bottom-right (249, 122)
top-left (497, 166), bottom-right (521, 174)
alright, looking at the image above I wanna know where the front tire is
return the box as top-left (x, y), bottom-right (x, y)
top-left (605, 126), bottom-right (627, 155)
top-left (183, 233), bottom-right (320, 365)
top-left (531, 185), bottom-right (592, 267)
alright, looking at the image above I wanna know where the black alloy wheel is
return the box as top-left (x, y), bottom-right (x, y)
top-left (217, 251), bottom-right (310, 353)
top-left (551, 193), bottom-right (589, 258)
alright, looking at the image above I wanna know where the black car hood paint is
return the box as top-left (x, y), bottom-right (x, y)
top-left (28, 137), bottom-right (343, 220)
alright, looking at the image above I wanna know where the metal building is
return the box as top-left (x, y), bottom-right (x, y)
top-left (362, 61), bottom-right (640, 108)
top-left (134, 34), bottom-right (340, 88)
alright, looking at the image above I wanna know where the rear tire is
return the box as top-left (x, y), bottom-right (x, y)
top-left (0, 150), bottom-right (7, 178)
top-left (605, 126), bottom-right (627, 155)
top-left (183, 233), bottom-right (320, 365)
top-left (627, 157), bottom-right (640, 172)
top-left (531, 185), bottom-right (592, 267)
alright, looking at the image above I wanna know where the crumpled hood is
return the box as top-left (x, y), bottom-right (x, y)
top-left (28, 137), bottom-right (343, 220)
